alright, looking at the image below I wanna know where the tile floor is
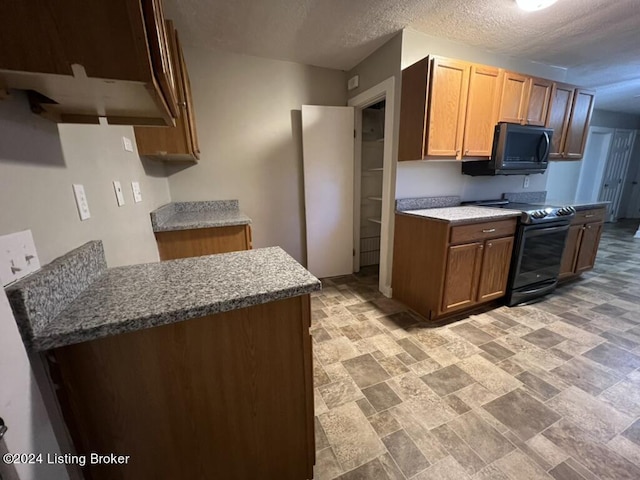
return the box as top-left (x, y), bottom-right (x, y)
top-left (311, 220), bottom-right (640, 480)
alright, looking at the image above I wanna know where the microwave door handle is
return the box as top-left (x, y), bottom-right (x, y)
top-left (539, 131), bottom-right (550, 162)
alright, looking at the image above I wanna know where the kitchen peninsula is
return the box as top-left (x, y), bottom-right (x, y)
top-left (6, 241), bottom-right (320, 480)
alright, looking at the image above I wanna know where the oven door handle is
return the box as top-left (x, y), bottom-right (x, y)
top-left (523, 223), bottom-right (569, 237)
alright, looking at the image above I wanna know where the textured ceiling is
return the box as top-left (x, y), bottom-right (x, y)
top-left (164, 0), bottom-right (640, 115)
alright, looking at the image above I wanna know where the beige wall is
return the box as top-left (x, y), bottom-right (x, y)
top-left (165, 47), bottom-right (347, 263)
top-left (0, 92), bottom-right (172, 267)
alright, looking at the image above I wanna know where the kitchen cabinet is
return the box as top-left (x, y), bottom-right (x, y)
top-left (398, 57), bottom-right (501, 161)
top-left (392, 214), bottom-right (516, 320)
top-left (0, 0), bottom-right (178, 126)
top-left (498, 73), bottom-right (552, 126)
top-left (155, 225), bottom-right (252, 260)
top-left (463, 65), bottom-right (503, 157)
top-left (559, 207), bottom-right (605, 279)
top-left (546, 83), bottom-right (575, 159)
top-left (563, 89), bottom-right (596, 159)
top-left (546, 86), bottom-right (595, 160)
top-left (135, 20), bottom-right (201, 161)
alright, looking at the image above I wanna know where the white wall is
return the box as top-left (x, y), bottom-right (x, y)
top-left (165, 47), bottom-right (347, 264)
top-left (545, 161), bottom-right (583, 203)
top-left (0, 91), bottom-right (172, 479)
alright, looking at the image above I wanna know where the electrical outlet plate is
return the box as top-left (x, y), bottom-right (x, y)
top-left (523, 176), bottom-right (530, 188)
top-left (72, 184), bottom-right (91, 220)
top-left (122, 136), bottom-right (134, 152)
top-left (113, 181), bottom-right (125, 206)
top-left (131, 181), bottom-right (142, 203)
top-left (0, 230), bottom-right (41, 287)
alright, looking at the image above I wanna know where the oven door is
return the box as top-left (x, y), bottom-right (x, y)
top-left (510, 222), bottom-right (570, 290)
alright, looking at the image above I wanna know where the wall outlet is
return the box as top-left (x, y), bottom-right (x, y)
top-left (131, 181), bottom-right (142, 203)
top-left (523, 176), bottom-right (530, 188)
top-left (72, 184), bottom-right (91, 220)
top-left (122, 136), bottom-right (134, 152)
top-left (0, 230), bottom-right (41, 287)
top-left (113, 181), bottom-right (125, 206)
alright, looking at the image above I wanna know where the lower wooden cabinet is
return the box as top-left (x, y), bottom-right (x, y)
top-left (392, 214), bottom-right (516, 320)
top-left (559, 208), bottom-right (605, 279)
top-left (155, 224), bottom-right (252, 260)
top-left (46, 295), bottom-right (315, 480)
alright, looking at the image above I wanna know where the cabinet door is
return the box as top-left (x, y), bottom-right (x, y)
top-left (141, 0), bottom-right (179, 118)
top-left (463, 65), bottom-right (502, 157)
top-left (559, 224), bottom-right (583, 279)
top-left (498, 72), bottom-right (529, 124)
top-left (575, 222), bottom-right (603, 273)
top-left (525, 77), bottom-right (553, 126)
top-left (546, 83), bottom-right (575, 159)
top-left (477, 236), bottom-right (515, 302)
top-left (426, 57), bottom-right (470, 158)
top-left (398, 58), bottom-right (430, 161)
top-left (175, 29), bottom-right (200, 158)
top-left (564, 89), bottom-right (596, 159)
top-left (442, 242), bottom-right (483, 313)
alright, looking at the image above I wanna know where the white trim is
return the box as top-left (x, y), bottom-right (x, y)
top-left (348, 77), bottom-right (396, 297)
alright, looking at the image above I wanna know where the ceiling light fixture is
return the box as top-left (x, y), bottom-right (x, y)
top-left (516, 0), bottom-right (558, 11)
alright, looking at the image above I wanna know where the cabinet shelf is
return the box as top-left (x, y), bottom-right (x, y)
top-left (368, 218), bottom-right (382, 225)
top-left (367, 197), bottom-right (382, 201)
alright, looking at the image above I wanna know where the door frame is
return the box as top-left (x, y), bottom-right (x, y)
top-left (348, 77), bottom-right (396, 297)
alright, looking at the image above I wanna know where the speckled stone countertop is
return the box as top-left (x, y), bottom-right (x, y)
top-left (6, 242), bottom-right (320, 351)
top-left (151, 200), bottom-right (251, 232)
top-left (400, 206), bottom-right (522, 223)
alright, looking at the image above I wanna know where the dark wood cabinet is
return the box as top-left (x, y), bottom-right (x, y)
top-left (392, 214), bottom-right (516, 320)
top-left (564, 89), bottom-right (596, 159)
top-left (477, 236), bottom-right (515, 302)
top-left (559, 207), bottom-right (605, 280)
top-left (0, 0), bottom-right (178, 126)
top-left (135, 20), bottom-right (201, 161)
top-left (47, 295), bottom-right (314, 480)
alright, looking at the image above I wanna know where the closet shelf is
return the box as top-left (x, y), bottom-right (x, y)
top-left (367, 218), bottom-right (382, 225)
top-left (367, 197), bottom-right (382, 201)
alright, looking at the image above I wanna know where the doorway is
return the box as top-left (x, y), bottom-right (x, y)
top-left (348, 77), bottom-right (396, 297)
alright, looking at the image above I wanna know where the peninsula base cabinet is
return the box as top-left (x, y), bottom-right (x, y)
top-left (45, 296), bottom-right (315, 480)
top-left (392, 214), bottom-right (516, 320)
top-left (155, 224), bottom-right (252, 260)
top-left (559, 207), bottom-right (606, 280)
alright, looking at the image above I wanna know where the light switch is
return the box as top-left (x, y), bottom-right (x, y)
top-left (131, 181), bottom-right (142, 203)
top-left (122, 136), bottom-right (134, 152)
top-left (113, 181), bottom-right (125, 206)
top-left (72, 184), bottom-right (91, 220)
top-left (0, 230), bottom-right (41, 286)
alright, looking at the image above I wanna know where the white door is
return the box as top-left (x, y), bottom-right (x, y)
top-left (599, 129), bottom-right (636, 222)
top-left (302, 105), bottom-right (355, 279)
top-left (575, 127), bottom-right (614, 203)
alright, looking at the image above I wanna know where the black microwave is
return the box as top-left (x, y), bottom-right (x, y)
top-left (462, 123), bottom-right (553, 176)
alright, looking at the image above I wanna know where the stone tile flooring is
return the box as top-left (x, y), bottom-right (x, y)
top-left (312, 220), bottom-right (640, 480)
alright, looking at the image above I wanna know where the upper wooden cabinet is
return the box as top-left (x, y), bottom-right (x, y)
top-left (498, 73), bottom-right (552, 126)
top-left (398, 55), bottom-right (596, 162)
top-left (398, 57), bottom-right (502, 161)
top-left (545, 86), bottom-right (595, 160)
top-left (0, 0), bottom-right (178, 126)
top-left (135, 21), bottom-right (201, 161)
top-left (564, 89), bottom-right (596, 159)
top-left (464, 65), bottom-right (502, 157)
top-left (427, 57), bottom-right (470, 157)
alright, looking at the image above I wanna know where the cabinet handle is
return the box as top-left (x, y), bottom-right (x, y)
top-left (178, 101), bottom-right (187, 107)
top-left (585, 214), bottom-right (595, 218)
top-left (465, 150), bottom-right (469, 155)
top-left (482, 228), bottom-right (496, 233)
top-left (479, 244), bottom-right (484, 250)
top-left (487, 243), bottom-right (492, 248)
top-left (586, 225), bottom-right (592, 229)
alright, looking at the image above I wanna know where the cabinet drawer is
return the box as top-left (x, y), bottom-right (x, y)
top-left (571, 208), bottom-right (606, 225)
top-left (450, 218), bottom-right (517, 244)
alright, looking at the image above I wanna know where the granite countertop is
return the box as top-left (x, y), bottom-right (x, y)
top-left (151, 200), bottom-right (251, 232)
top-left (6, 242), bottom-right (320, 351)
top-left (399, 206), bottom-right (522, 224)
